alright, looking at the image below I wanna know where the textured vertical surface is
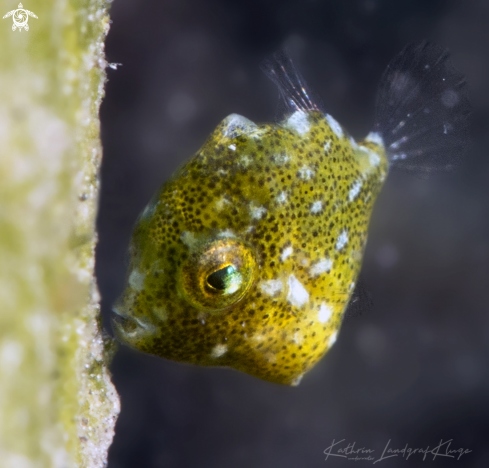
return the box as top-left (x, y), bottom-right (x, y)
top-left (0, 0), bottom-right (119, 467)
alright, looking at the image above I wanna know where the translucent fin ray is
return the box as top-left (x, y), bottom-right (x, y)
top-left (374, 41), bottom-right (471, 172)
top-left (261, 50), bottom-right (323, 118)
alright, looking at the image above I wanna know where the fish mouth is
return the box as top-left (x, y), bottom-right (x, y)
top-left (111, 304), bottom-right (156, 343)
top-left (111, 306), bottom-right (139, 335)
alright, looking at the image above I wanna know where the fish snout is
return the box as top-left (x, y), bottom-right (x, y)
top-left (111, 295), bottom-right (156, 345)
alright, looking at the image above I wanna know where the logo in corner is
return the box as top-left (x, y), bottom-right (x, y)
top-left (3, 3), bottom-right (37, 31)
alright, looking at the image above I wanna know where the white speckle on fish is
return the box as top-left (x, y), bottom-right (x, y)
top-left (251, 332), bottom-right (265, 344)
top-left (335, 230), bottom-right (348, 251)
top-left (318, 303), bottom-right (333, 323)
top-left (348, 180), bottom-right (363, 202)
top-left (128, 269), bottom-right (146, 291)
top-left (272, 152), bottom-right (290, 165)
top-left (310, 258), bottom-right (333, 276)
top-left (369, 151), bottom-right (381, 167)
top-left (328, 331), bottom-right (338, 347)
top-left (141, 204), bottom-right (156, 220)
top-left (260, 279), bottom-right (283, 296)
top-left (287, 274), bottom-right (309, 307)
top-left (293, 331), bottom-right (303, 345)
top-left (239, 155), bottom-right (252, 167)
top-left (217, 229), bottom-right (236, 238)
top-left (326, 114), bottom-right (343, 138)
top-left (281, 246), bottom-right (293, 262)
top-left (250, 204), bottom-right (267, 219)
top-left (223, 113), bottom-right (258, 137)
top-left (214, 197), bottom-right (231, 211)
top-left (358, 145), bottom-right (381, 167)
top-left (291, 374), bottom-right (304, 386)
top-left (250, 128), bottom-right (268, 139)
top-left (180, 231), bottom-right (199, 249)
top-left (366, 131), bottom-right (384, 146)
top-left (276, 191), bottom-right (287, 204)
top-left (311, 200), bottom-right (322, 213)
top-left (298, 166), bottom-right (315, 180)
top-left (286, 110), bottom-right (310, 135)
top-left (211, 344), bottom-right (228, 358)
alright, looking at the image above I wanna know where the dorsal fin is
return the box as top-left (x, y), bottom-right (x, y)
top-left (261, 50), bottom-right (323, 118)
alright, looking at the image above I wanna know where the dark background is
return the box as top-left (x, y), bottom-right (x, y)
top-left (98, 0), bottom-right (489, 466)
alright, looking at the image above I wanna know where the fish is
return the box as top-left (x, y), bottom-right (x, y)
top-left (112, 42), bottom-right (470, 385)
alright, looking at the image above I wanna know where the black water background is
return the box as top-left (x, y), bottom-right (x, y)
top-left (98, 1), bottom-right (489, 466)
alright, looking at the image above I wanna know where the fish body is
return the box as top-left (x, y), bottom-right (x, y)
top-left (113, 43), bottom-right (470, 385)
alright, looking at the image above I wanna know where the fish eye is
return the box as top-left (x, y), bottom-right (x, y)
top-left (206, 264), bottom-right (239, 292)
top-left (179, 239), bottom-right (257, 312)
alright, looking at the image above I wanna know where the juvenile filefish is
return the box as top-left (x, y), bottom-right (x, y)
top-left (112, 42), bottom-right (470, 385)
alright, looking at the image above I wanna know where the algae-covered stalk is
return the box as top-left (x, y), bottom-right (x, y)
top-left (0, 0), bottom-right (119, 467)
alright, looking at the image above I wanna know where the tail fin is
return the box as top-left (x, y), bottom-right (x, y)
top-left (260, 50), bottom-right (323, 118)
top-left (373, 41), bottom-right (471, 173)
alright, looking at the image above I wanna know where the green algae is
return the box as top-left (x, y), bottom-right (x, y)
top-left (0, 0), bottom-right (119, 466)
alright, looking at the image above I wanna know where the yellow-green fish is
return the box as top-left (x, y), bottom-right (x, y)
top-left (112, 42), bottom-right (470, 385)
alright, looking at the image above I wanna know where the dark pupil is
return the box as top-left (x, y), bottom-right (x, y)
top-left (207, 265), bottom-right (235, 290)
